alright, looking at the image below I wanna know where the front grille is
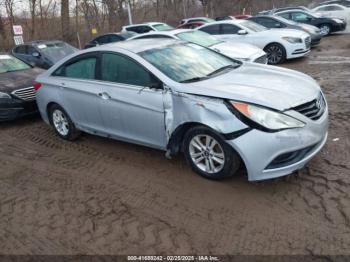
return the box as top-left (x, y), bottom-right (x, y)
top-left (11, 87), bottom-right (36, 101)
top-left (305, 36), bottom-right (311, 49)
top-left (254, 54), bottom-right (267, 64)
top-left (292, 93), bottom-right (326, 121)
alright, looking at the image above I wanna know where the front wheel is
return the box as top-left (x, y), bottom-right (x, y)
top-left (319, 24), bottom-right (331, 36)
top-left (183, 126), bottom-right (241, 180)
top-left (264, 43), bottom-right (286, 65)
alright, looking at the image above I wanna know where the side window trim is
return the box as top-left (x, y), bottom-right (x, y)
top-left (97, 51), bottom-right (163, 89)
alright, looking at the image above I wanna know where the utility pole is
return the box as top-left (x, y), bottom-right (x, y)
top-left (183, 0), bottom-right (187, 18)
top-left (127, 1), bottom-right (133, 25)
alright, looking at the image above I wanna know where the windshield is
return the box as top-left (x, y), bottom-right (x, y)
top-left (153, 24), bottom-right (174, 31)
top-left (140, 43), bottom-right (240, 83)
top-left (37, 42), bottom-right (77, 63)
top-left (0, 55), bottom-right (31, 73)
top-left (239, 20), bottom-right (268, 32)
top-left (175, 31), bottom-right (222, 47)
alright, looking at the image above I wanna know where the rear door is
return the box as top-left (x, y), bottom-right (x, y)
top-left (96, 52), bottom-right (167, 148)
top-left (51, 53), bottom-right (105, 132)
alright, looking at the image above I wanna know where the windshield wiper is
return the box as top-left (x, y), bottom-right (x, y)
top-left (206, 64), bottom-right (238, 77)
top-left (179, 76), bottom-right (208, 83)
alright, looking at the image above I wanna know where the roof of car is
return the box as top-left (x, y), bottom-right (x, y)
top-left (123, 22), bottom-right (167, 28)
top-left (133, 29), bottom-right (193, 37)
top-left (198, 19), bottom-right (245, 26)
top-left (89, 39), bottom-right (182, 54)
top-left (27, 40), bottom-right (65, 45)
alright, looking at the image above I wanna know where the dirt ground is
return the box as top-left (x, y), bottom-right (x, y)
top-left (0, 33), bottom-right (349, 256)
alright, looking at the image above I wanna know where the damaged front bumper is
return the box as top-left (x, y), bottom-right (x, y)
top-left (226, 107), bottom-right (328, 181)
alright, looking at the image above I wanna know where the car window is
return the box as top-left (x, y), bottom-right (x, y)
top-left (199, 24), bottom-right (221, 34)
top-left (221, 24), bottom-right (240, 34)
top-left (108, 35), bottom-right (122, 42)
top-left (278, 13), bottom-right (291, 20)
top-left (100, 53), bottom-right (154, 87)
top-left (37, 42), bottom-right (77, 63)
top-left (96, 35), bottom-right (110, 44)
top-left (254, 17), bottom-right (285, 28)
top-left (14, 45), bottom-right (27, 54)
top-left (53, 56), bottom-right (96, 79)
top-left (134, 35), bottom-right (173, 39)
top-left (27, 46), bottom-right (37, 55)
top-left (176, 31), bottom-right (221, 47)
top-left (291, 12), bottom-right (312, 22)
top-left (329, 5), bottom-right (344, 10)
top-left (127, 26), bottom-right (153, 34)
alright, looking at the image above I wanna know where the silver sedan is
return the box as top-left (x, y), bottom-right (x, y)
top-left (34, 39), bottom-right (328, 181)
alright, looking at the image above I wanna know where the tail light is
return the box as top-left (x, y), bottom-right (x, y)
top-left (33, 82), bottom-right (42, 91)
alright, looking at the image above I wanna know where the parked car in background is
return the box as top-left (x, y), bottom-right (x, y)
top-left (215, 16), bottom-right (236, 21)
top-left (248, 15), bottom-right (323, 46)
top-left (273, 6), bottom-right (312, 13)
top-left (121, 22), bottom-right (174, 34)
top-left (180, 17), bottom-right (215, 25)
top-left (312, 4), bottom-right (350, 22)
top-left (197, 20), bottom-right (311, 64)
top-left (11, 41), bottom-right (78, 69)
top-left (312, 0), bottom-right (350, 8)
top-left (128, 29), bottom-right (267, 64)
top-left (275, 10), bottom-right (347, 35)
top-left (84, 32), bottom-right (136, 49)
top-left (177, 21), bottom-right (206, 29)
top-left (0, 54), bottom-right (44, 121)
top-left (234, 14), bottom-right (252, 19)
top-left (35, 39), bottom-right (328, 181)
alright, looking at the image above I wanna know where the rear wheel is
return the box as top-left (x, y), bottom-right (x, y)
top-left (319, 24), bottom-right (331, 36)
top-left (264, 43), bottom-right (286, 65)
top-left (49, 104), bottom-right (81, 141)
top-left (183, 126), bottom-right (241, 180)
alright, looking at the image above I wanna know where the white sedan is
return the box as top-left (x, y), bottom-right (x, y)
top-left (197, 20), bottom-right (311, 64)
top-left (128, 29), bottom-right (267, 64)
top-left (313, 4), bottom-right (350, 23)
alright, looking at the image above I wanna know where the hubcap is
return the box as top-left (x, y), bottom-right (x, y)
top-left (52, 109), bottom-right (69, 136)
top-left (189, 135), bottom-right (225, 174)
top-left (266, 45), bottom-right (283, 64)
top-left (320, 26), bottom-right (330, 36)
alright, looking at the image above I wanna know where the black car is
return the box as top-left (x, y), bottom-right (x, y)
top-left (248, 15), bottom-right (323, 46)
top-left (84, 32), bottom-right (136, 49)
top-left (313, 0), bottom-right (350, 7)
top-left (275, 10), bottom-right (347, 35)
top-left (11, 40), bottom-right (78, 69)
top-left (0, 54), bottom-right (45, 121)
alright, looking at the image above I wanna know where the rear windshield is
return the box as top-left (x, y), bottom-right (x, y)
top-left (37, 42), bottom-right (77, 63)
top-left (0, 55), bottom-right (31, 73)
top-left (176, 31), bottom-right (222, 47)
top-left (153, 24), bottom-right (174, 31)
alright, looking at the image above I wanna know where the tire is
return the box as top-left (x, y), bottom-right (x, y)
top-left (48, 104), bottom-right (81, 141)
top-left (319, 24), bottom-right (331, 36)
top-left (183, 126), bottom-right (241, 180)
top-left (264, 43), bottom-right (286, 65)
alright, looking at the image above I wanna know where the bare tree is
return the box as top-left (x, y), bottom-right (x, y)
top-left (61, 0), bottom-right (70, 41)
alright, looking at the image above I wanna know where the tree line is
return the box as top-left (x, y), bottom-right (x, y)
top-left (0, 0), bottom-right (317, 51)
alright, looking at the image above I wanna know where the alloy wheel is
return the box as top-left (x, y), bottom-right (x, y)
top-left (266, 45), bottom-right (283, 64)
top-left (52, 109), bottom-right (69, 136)
top-left (320, 25), bottom-right (330, 36)
top-left (189, 135), bottom-right (225, 174)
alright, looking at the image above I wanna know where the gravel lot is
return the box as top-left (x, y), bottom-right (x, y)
top-left (0, 33), bottom-right (349, 256)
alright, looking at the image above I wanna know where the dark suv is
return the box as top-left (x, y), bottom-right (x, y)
top-left (275, 10), bottom-right (347, 35)
top-left (11, 41), bottom-right (78, 69)
top-left (84, 32), bottom-right (136, 49)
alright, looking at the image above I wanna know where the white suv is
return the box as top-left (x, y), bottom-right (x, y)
top-left (197, 20), bottom-right (311, 64)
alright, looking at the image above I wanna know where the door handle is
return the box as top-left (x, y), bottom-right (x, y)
top-left (59, 82), bottom-right (67, 89)
top-left (98, 92), bottom-right (111, 100)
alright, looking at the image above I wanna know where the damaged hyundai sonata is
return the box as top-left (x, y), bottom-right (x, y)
top-left (35, 39), bottom-right (328, 181)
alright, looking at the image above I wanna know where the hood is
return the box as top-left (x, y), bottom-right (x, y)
top-left (211, 41), bottom-right (263, 60)
top-left (260, 28), bottom-right (310, 38)
top-left (0, 67), bottom-right (45, 93)
top-left (175, 63), bottom-right (320, 111)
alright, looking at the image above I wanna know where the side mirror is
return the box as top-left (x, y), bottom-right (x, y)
top-left (32, 52), bottom-right (40, 57)
top-left (238, 29), bottom-right (248, 35)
